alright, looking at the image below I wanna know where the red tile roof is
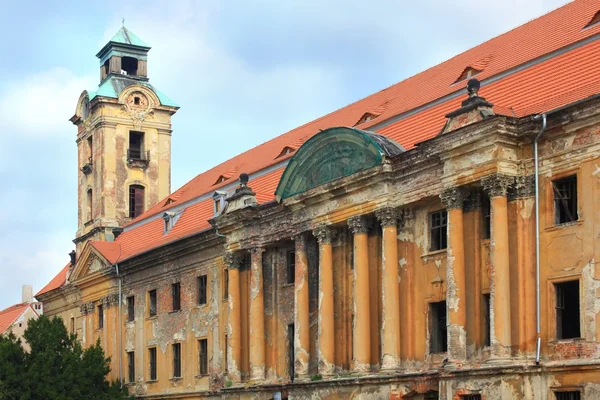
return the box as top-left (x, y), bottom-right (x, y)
top-left (0, 303), bottom-right (37, 334)
top-left (36, 262), bottom-right (70, 297)
top-left (42, 0), bottom-right (600, 275)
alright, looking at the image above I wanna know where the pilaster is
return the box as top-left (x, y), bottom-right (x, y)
top-left (249, 247), bottom-right (266, 381)
top-left (224, 252), bottom-right (243, 382)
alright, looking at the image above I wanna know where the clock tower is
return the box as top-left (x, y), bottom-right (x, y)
top-left (70, 27), bottom-right (179, 253)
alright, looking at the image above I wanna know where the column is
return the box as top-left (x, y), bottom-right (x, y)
top-left (293, 233), bottom-right (310, 379)
top-left (375, 208), bottom-right (401, 371)
top-left (440, 187), bottom-right (468, 363)
top-left (313, 225), bottom-right (335, 376)
top-left (348, 216), bottom-right (371, 372)
top-left (249, 247), bottom-right (265, 381)
top-left (482, 174), bottom-right (514, 359)
top-left (224, 252), bottom-right (242, 382)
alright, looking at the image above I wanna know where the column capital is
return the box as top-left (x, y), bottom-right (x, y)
top-left (463, 191), bottom-right (482, 212)
top-left (375, 208), bottom-right (399, 227)
top-left (313, 225), bottom-right (333, 245)
top-left (481, 174), bottom-right (515, 197)
top-left (223, 251), bottom-right (243, 269)
top-left (348, 215), bottom-right (369, 235)
top-left (440, 187), bottom-right (467, 209)
top-left (508, 175), bottom-right (535, 200)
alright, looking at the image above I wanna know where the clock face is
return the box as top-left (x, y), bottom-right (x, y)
top-left (127, 92), bottom-right (149, 108)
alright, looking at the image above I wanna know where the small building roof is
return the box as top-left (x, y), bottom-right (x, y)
top-left (0, 303), bottom-right (37, 334)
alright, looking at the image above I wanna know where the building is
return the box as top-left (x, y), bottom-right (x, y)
top-left (36, 1), bottom-right (600, 398)
top-left (1, 286), bottom-right (42, 350)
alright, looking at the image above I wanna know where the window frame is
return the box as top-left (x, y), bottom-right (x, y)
top-left (428, 210), bottom-right (448, 252)
top-left (127, 351), bottom-right (135, 383)
top-left (129, 184), bottom-right (146, 219)
top-left (97, 304), bottom-right (104, 329)
top-left (172, 343), bottom-right (182, 379)
top-left (286, 250), bottom-right (296, 285)
top-left (553, 279), bottom-right (581, 340)
top-left (128, 130), bottom-right (145, 160)
top-left (148, 290), bottom-right (157, 318)
top-left (172, 282), bottom-right (181, 311)
top-left (197, 275), bottom-right (207, 306)
top-left (552, 175), bottom-right (578, 225)
top-left (127, 296), bottom-right (135, 322)
top-left (429, 301), bottom-right (447, 354)
top-left (483, 293), bottom-right (491, 347)
top-left (148, 347), bottom-right (157, 381)
top-left (223, 269), bottom-right (229, 300)
top-left (198, 339), bottom-right (208, 376)
top-left (554, 391), bottom-right (581, 400)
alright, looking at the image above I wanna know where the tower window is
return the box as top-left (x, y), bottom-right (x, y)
top-left (121, 56), bottom-right (139, 76)
top-left (429, 210), bottom-right (448, 251)
top-left (553, 176), bottom-right (578, 225)
top-left (87, 189), bottom-right (93, 221)
top-left (429, 301), bottom-right (447, 354)
top-left (87, 136), bottom-right (93, 161)
top-left (129, 185), bottom-right (145, 218)
top-left (286, 250), bottom-right (295, 284)
top-left (128, 131), bottom-right (144, 160)
top-left (134, 97), bottom-right (140, 105)
top-left (555, 280), bottom-right (580, 339)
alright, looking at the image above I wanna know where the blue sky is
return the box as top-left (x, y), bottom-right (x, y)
top-left (0, 0), bottom-right (567, 307)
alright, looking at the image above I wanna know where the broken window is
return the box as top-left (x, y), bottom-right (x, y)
top-left (149, 347), bottom-right (157, 381)
top-left (127, 296), bottom-right (135, 322)
top-left (127, 351), bottom-right (135, 383)
top-left (429, 301), bottom-right (447, 354)
top-left (97, 304), bottom-right (104, 329)
top-left (87, 189), bottom-right (93, 221)
top-left (287, 250), bottom-right (296, 284)
top-left (555, 280), bottom-right (581, 339)
top-left (148, 289), bottom-right (157, 317)
top-left (223, 269), bottom-right (229, 300)
top-left (553, 176), bottom-right (578, 224)
top-left (483, 293), bottom-right (491, 347)
top-left (121, 56), bottom-right (139, 76)
top-left (288, 324), bottom-right (295, 381)
top-left (429, 210), bottom-right (447, 251)
top-left (129, 185), bottom-right (145, 218)
top-left (173, 343), bottom-right (182, 378)
top-left (555, 391), bottom-right (581, 400)
top-left (198, 339), bottom-right (208, 375)
top-left (482, 194), bottom-right (491, 239)
top-left (128, 131), bottom-right (144, 160)
top-left (172, 282), bottom-right (181, 311)
top-left (198, 275), bottom-right (207, 305)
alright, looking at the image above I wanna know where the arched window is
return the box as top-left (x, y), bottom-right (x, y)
top-left (87, 189), bottom-right (93, 221)
top-left (129, 185), bottom-right (145, 218)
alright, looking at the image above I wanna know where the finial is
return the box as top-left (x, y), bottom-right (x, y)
top-left (467, 78), bottom-right (480, 98)
top-left (239, 173), bottom-right (249, 187)
top-left (122, 17), bottom-right (125, 28)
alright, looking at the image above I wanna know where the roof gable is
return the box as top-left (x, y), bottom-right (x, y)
top-left (0, 303), bottom-right (33, 334)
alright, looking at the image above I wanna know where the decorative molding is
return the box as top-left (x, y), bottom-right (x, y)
top-left (80, 301), bottom-right (95, 315)
top-left (481, 174), bottom-right (515, 197)
top-left (313, 225), bottom-right (333, 245)
top-left (440, 187), bottom-right (467, 209)
top-left (223, 252), bottom-right (243, 270)
top-left (508, 175), bottom-right (535, 200)
top-left (348, 215), bottom-right (369, 235)
top-left (375, 208), bottom-right (399, 228)
top-left (100, 294), bottom-right (120, 309)
top-left (463, 191), bottom-right (482, 212)
top-left (399, 208), bottom-right (415, 231)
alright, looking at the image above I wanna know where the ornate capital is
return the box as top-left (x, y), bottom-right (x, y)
top-left (481, 174), bottom-right (515, 198)
top-left (440, 187), bottom-right (467, 209)
top-left (223, 252), bottom-right (243, 269)
top-left (375, 208), bottom-right (399, 228)
top-left (463, 191), bottom-right (482, 212)
top-left (313, 225), bottom-right (333, 245)
top-left (101, 294), bottom-right (119, 309)
top-left (80, 301), bottom-right (95, 315)
top-left (347, 215), bottom-right (369, 235)
top-left (508, 175), bottom-right (535, 200)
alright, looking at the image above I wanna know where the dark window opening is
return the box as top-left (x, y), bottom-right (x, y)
top-left (172, 282), bottom-right (181, 311)
top-left (134, 96), bottom-right (140, 105)
top-left (129, 185), bottom-right (145, 218)
top-left (87, 189), bottom-right (93, 221)
top-left (555, 280), bottom-right (580, 339)
top-left (429, 301), bottom-right (447, 354)
top-left (455, 67), bottom-right (481, 83)
top-left (585, 10), bottom-right (600, 29)
top-left (429, 210), bottom-right (448, 251)
top-left (482, 194), bottom-right (491, 239)
top-left (287, 250), bottom-right (296, 284)
top-left (224, 335), bottom-right (228, 372)
top-left (87, 136), bottom-right (93, 161)
top-left (288, 324), bottom-right (295, 381)
top-left (555, 391), bottom-right (581, 400)
top-left (223, 269), bottom-right (229, 300)
top-left (483, 294), bottom-right (491, 347)
top-left (149, 347), bottom-right (157, 381)
top-left (70, 317), bottom-right (75, 335)
top-left (127, 296), bottom-right (135, 322)
top-left (149, 290), bottom-right (157, 317)
top-left (103, 59), bottom-right (110, 78)
top-left (97, 304), bottom-right (104, 329)
top-left (199, 339), bottom-right (208, 375)
top-left (127, 351), bottom-right (135, 383)
top-left (198, 275), bottom-right (207, 305)
top-left (173, 343), bottom-right (182, 378)
top-left (128, 131), bottom-right (144, 160)
top-left (460, 395), bottom-right (482, 400)
top-left (553, 176), bottom-right (578, 224)
top-left (424, 392), bottom-right (440, 400)
top-left (121, 56), bottom-right (139, 76)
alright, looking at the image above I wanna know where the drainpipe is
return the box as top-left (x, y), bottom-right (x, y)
top-left (115, 263), bottom-right (123, 386)
top-left (533, 113), bottom-right (547, 364)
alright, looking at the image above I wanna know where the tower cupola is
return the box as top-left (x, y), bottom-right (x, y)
top-left (96, 27), bottom-right (151, 82)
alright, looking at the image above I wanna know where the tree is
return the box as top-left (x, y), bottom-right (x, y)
top-left (0, 315), bottom-right (131, 400)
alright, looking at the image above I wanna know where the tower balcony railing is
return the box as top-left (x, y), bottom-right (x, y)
top-left (127, 149), bottom-right (150, 169)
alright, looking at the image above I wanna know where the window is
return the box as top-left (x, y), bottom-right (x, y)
top-left (172, 282), bottom-right (181, 311)
top-left (98, 304), bottom-right (104, 329)
top-left (224, 335), bottom-right (228, 372)
top-left (70, 317), bottom-right (75, 335)
top-left (482, 194), bottom-right (491, 239)
top-left (149, 347), bottom-right (157, 381)
top-left (555, 392), bottom-right (581, 400)
top-left (128, 131), bottom-right (144, 159)
top-left (460, 395), bottom-right (481, 400)
top-left (198, 275), bottom-right (207, 305)
top-left (429, 210), bottom-right (448, 251)
top-left (483, 294), bottom-right (491, 347)
top-left (223, 269), bottom-right (229, 300)
top-left (127, 296), bottom-right (135, 322)
top-left (129, 185), bottom-right (145, 218)
top-left (553, 176), bottom-right (578, 224)
top-left (555, 280), bottom-right (580, 339)
top-left (198, 339), bottom-right (208, 375)
top-left (87, 136), bottom-right (93, 160)
top-left (424, 392), bottom-right (439, 400)
top-left (121, 56), bottom-right (139, 76)
top-left (173, 343), bottom-right (182, 378)
top-left (148, 290), bottom-right (157, 317)
top-left (455, 66), bottom-right (481, 83)
top-left (429, 301), bottom-right (447, 354)
top-left (288, 324), bottom-right (295, 381)
top-left (87, 189), bottom-right (93, 221)
top-left (127, 351), bottom-right (135, 383)
top-left (286, 250), bottom-right (295, 284)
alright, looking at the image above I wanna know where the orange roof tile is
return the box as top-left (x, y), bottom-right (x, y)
top-left (91, 241), bottom-right (121, 264)
top-left (0, 303), bottom-right (35, 334)
top-left (36, 262), bottom-right (70, 297)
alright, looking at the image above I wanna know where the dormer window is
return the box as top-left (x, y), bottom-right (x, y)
top-left (354, 112), bottom-right (378, 126)
top-left (215, 175), bottom-right (229, 185)
top-left (163, 211), bottom-right (181, 233)
top-left (276, 146), bottom-right (296, 159)
top-left (585, 10), bottom-right (600, 29)
top-left (213, 191), bottom-right (227, 216)
top-left (455, 67), bottom-right (481, 84)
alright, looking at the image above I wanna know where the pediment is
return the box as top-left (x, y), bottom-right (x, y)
top-left (69, 242), bottom-right (113, 283)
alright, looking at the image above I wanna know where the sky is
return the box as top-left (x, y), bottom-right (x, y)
top-left (0, 0), bottom-right (568, 308)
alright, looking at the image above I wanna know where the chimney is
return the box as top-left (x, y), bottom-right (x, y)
top-left (69, 250), bottom-right (76, 266)
top-left (441, 78), bottom-right (495, 134)
top-left (22, 285), bottom-right (33, 304)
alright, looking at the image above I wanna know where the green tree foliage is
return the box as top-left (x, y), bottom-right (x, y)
top-left (0, 315), bottom-right (131, 400)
